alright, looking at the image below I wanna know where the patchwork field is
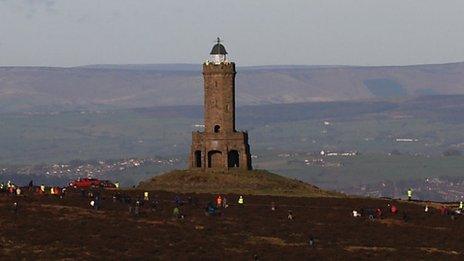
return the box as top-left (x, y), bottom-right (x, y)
top-left (1, 96), bottom-right (464, 164)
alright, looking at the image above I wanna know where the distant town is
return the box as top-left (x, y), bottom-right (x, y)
top-left (1, 149), bottom-right (463, 202)
top-left (0, 157), bottom-right (181, 181)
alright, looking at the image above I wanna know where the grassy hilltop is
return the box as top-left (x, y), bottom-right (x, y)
top-left (138, 169), bottom-right (339, 197)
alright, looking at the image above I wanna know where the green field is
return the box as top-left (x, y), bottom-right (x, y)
top-left (0, 105), bottom-right (462, 164)
top-left (0, 110), bottom-right (194, 164)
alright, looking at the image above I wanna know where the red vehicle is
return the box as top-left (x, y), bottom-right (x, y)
top-left (68, 178), bottom-right (116, 189)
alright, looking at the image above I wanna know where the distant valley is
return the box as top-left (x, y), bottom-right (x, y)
top-left (1, 63), bottom-right (464, 200)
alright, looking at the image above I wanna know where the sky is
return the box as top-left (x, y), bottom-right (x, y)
top-left (0, 0), bottom-right (464, 67)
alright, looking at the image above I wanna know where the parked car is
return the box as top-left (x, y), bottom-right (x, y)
top-left (68, 178), bottom-right (115, 189)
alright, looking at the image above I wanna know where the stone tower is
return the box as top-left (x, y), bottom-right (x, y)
top-left (189, 38), bottom-right (252, 171)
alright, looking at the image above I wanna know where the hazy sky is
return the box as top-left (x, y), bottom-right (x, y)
top-left (1, 0), bottom-right (464, 67)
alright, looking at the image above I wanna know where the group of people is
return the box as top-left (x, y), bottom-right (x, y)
top-left (0, 181), bottom-right (22, 196)
top-left (352, 203), bottom-right (406, 221)
top-left (3, 181), bottom-right (321, 251)
top-left (1, 180), bottom-right (67, 198)
top-left (408, 188), bottom-right (464, 217)
top-left (352, 198), bottom-right (464, 222)
top-left (41, 185), bottom-right (66, 196)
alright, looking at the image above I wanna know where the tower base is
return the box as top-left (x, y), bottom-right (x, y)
top-left (189, 131), bottom-right (252, 171)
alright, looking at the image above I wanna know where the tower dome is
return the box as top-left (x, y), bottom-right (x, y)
top-left (210, 37), bottom-right (227, 64)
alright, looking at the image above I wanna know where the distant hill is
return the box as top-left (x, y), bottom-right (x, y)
top-left (79, 63), bottom-right (202, 72)
top-left (0, 62), bottom-right (464, 112)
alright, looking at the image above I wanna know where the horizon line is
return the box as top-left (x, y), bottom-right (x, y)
top-left (0, 60), bottom-right (463, 70)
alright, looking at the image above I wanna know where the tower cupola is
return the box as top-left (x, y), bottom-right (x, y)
top-left (210, 37), bottom-right (228, 64)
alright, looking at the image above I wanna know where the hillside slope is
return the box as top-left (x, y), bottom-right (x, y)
top-left (138, 169), bottom-right (338, 197)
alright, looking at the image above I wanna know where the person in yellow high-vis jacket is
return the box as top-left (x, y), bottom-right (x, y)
top-left (238, 195), bottom-right (244, 206)
top-left (407, 188), bottom-right (413, 201)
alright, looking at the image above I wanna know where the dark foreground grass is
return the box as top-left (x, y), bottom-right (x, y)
top-left (0, 189), bottom-right (463, 260)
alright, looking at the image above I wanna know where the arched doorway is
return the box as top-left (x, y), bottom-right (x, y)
top-left (214, 125), bottom-right (221, 133)
top-left (208, 150), bottom-right (222, 168)
top-left (228, 150), bottom-right (240, 168)
top-left (194, 150), bottom-right (202, 168)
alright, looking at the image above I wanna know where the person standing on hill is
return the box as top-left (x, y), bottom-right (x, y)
top-left (150, 200), bottom-right (158, 212)
top-left (288, 210), bottom-right (294, 220)
top-left (173, 206), bottom-right (181, 219)
top-left (95, 196), bottom-right (101, 211)
top-left (440, 205), bottom-right (449, 216)
top-left (238, 195), bottom-right (244, 206)
top-left (402, 211), bottom-right (409, 222)
top-left (308, 234), bottom-right (315, 248)
top-left (174, 195), bottom-right (181, 206)
top-left (8, 186), bottom-right (15, 195)
top-left (205, 202), bottom-right (217, 216)
top-left (12, 202), bottom-right (19, 215)
top-left (134, 201), bottom-right (141, 217)
top-left (407, 188), bottom-right (413, 201)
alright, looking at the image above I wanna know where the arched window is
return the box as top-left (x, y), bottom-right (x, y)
top-left (214, 125), bottom-right (220, 133)
top-left (194, 150), bottom-right (202, 168)
top-left (228, 150), bottom-right (240, 168)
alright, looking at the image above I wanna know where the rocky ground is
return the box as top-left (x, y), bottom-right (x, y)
top-left (0, 189), bottom-right (463, 260)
